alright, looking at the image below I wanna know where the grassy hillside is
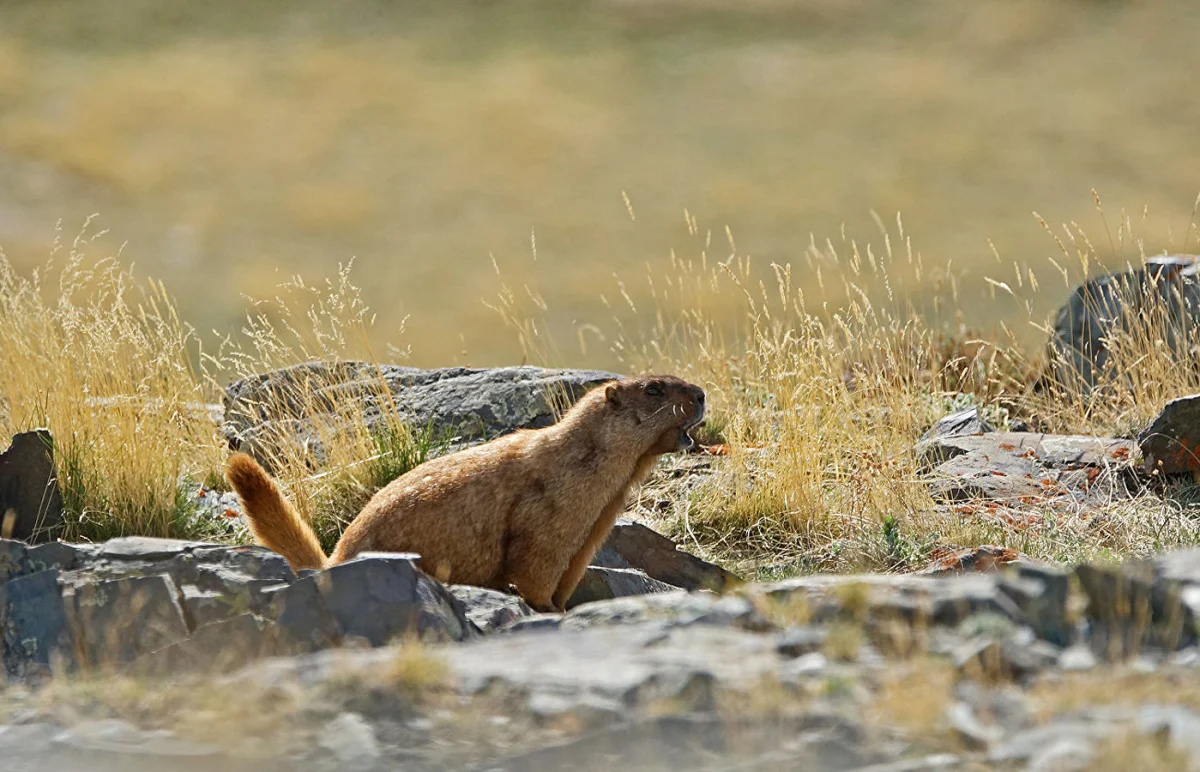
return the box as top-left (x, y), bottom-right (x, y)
top-left (1, 0), bottom-right (1199, 368)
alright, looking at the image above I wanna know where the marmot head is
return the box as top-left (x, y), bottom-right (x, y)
top-left (603, 375), bottom-right (706, 453)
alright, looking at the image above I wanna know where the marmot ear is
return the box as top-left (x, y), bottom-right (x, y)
top-left (605, 384), bottom-right (621, 407)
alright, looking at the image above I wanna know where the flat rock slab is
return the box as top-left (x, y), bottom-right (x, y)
top-left (222, 363), bottom-right (620, 464)
top-left (1139, 394), bottom-right (1200, 474)
top-left (916, 431), bottom-right (1137, 504)
top-left (0, 430), bottom-right (63, 543)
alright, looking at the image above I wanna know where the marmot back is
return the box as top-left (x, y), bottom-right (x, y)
top-left (226, 375), bottom-right (705, 612)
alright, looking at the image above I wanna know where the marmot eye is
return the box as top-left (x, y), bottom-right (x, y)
top-left (645, 384), bottom-right (663, 397)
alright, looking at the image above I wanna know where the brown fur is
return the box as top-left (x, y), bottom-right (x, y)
top-left (225, 375), bottom-right (705, 613)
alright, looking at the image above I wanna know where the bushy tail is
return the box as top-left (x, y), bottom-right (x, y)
top-left (225, 452), bottom-right (329, 571)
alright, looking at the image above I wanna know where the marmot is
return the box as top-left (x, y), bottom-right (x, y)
top-left (225, 375), bottom-right (705, 612)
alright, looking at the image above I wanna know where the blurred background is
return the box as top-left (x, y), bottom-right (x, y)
top-left (1, 0), bottom-right (1198, 368)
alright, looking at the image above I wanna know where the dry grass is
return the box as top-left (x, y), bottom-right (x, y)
top-left (0, 226), bottom-right (436, 546)
top-left (604, 201), bottom-right (1200, 573)
top-left (0, 219), bottom-right (225, 541)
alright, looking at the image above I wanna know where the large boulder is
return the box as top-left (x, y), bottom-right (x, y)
top-left (1044, 254), bottom-right (1200, 391)
top-left (222, 363), bottom-right (620, 465)
top-left (1139, 394), bottom-right (1200, 474)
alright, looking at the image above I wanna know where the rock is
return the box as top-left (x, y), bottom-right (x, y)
top-left (1025, 737), bottom-right (1099, 772)
top-left (52, 718), bottom-right (222, 759)
top-left (946, 701), bottom-right (1003, 748)
top-left (953, 628), bottom-right (1059, 682)
top-left (448, 585), bottom-right (533, 633)
top-left (100, 537), bottom-right (213, 561)
top-left (565, 566), bottom-right (681, 610)
top-left (315, 553), bottom-right (474, 645)
top-left (1045, 254), bottom-right (1200, 391)
top-left (775, 626), bottom-right (829, 658)
top-left (761, 573), bottom-right (1026, 629)
top-left (264, 574), bottom-right (340, 653)
top-left (916, 431), bottom-right (1137, 504)
top-left (921, 406), bottom-right (994, 442)
top-left (997, 563), bottom-right (1074, 647)
top-left (592, 519), bottom-right (739, 592)
top-left (1, 569), bottom-right (74, 677)
top-left (26, 542), bottom-right (88, 573)
top-left (1075, 553), bottom-right (1200, 657)
top-left (222, 363), bottom-right (620, 465)
top-left (0, 539), bottom-right (28, 582)
top-left (560, 591), bottom-right (768, 633)
top-left (68, 574), bottom-right (190, 668)
top-left (1058, 645), bottom-right (1098, 671)
top-left (1139, 394), bottom-right (1200, 474)
top-left (133, 613), bottom-right (280, 676)
top-left (0, 430), bottom-right (64, 543)
top-left (989, 722), bottom-right (1111, 765)
top-left (849, 757), bottom-right (962, 772)
top-left (317, 713), bottom-right (380, 771)
top-left (1136, 704), bottom-right (1200, 758)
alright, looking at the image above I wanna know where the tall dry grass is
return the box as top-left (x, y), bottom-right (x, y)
top-left (0, 218), bottom-right (224, 540)
top-left (0, 224), bottom-right (433, 545)
top-left (492, 196), bottom-right (1200, 573)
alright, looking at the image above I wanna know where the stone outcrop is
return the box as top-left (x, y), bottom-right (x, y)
top-left (1045, 253), bottom-right (1200, 391)
top-left (0, 533), bottom-right (1198, 768)
top-left (221, 363), bottom-right (620, 465)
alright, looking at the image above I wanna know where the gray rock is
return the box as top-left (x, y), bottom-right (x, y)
top-left (775, 626), bottom-right (829, 658)
top-left (316, 713), bottom-right (380, 771)
top-left (1059, 645), bottom-right (1098, 671)
top-left (99, 537), bottom-right (213, 561)
top-left (1141, 395), bottom-right (1200, 474)
top-left (68, 574), bottom-right (191, 668)
top-left (1, 569), bottom-right (74, 676)
top-left (222, 363), bottom-right (620, 465)
top-left (1076, 558), bottom-right (1197, 656)
top-left (592, 519), bottom-right (739, 592)
top-left (133, 613), bottom-right (280, 676)
top-left (989, 722), bottom-right (1111, 764)
top-left (315, 553), bottom-right (474, 645)
top-left (921, 406), bottom-right (995, 442)
top-left (1026, 737), bottom-right (1099, 772)
top-left (848, 756), bottom-right (962, 772)
top-left (998, 563), bottom-right (1074, 646)
top-left (762, 573), bottom-right (1025, 629)
top-left (953, 630), bottom-right (1059, 682)
top-left (559, 591), bottom-right (768, 633)
top-left (946, 701), bottom-right (1002, 748)
top-left (1045, 254), bottom-right (1200, 392)
top-left (916, 431), bottom-right (1136, 503)
top-left (1136, 704), bottom-right (1200, 758)
top-left (448, 585), bottom-right (533, 633)
top-left (26, 542), bottom-right (87, 574)
top-left (0, 539), bottom-right (29, 582)
top-left (52, 718), bottom-right (221, 758)
top-left (565, 566), bottom-right (681, 609)
top-left (0, 430), bottom-right (63, 543)
top-left (264, 574), bottom-right (340, 653)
